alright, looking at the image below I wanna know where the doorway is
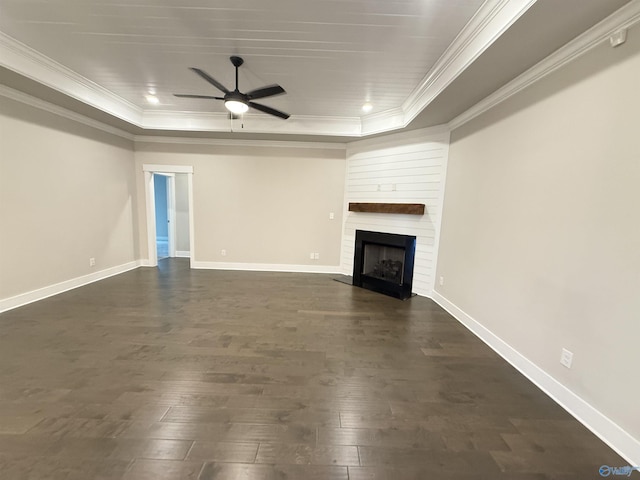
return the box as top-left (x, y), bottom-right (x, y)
top-left (143, 165), bottom-right (195, 267)
top-left (153, 173), bottom-right (172, 259)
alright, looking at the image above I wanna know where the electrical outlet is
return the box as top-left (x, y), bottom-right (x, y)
top-left (439, 276), bottom-right (444, 286)
top-left (221, 249), bottom-right (226, 256)
top-left (310, 252), bottom-right (315, 260)
top-left (560, 348), bottom-right (573, 368)
top-left (89, 257), bottom-right (96, 267)
top-left (329, 212), bottom-right (335, 220)
top-left (314, 253), bottom-right (320, 260)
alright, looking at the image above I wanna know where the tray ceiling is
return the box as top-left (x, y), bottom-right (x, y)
top-left (0, 0), bottom-right (633, 139)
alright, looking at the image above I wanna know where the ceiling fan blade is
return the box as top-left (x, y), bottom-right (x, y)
top-left (174, 94), bottom-right (224, 100)
top-left (248, 101), bottom-right (290, 120)
top-left (246, 84), bottom-right (285, 100)
top-left (190, 67), bottom-right (230, 94)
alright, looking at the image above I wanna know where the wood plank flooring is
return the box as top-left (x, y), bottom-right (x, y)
top-left (0, 258), bottom-right (626, 479)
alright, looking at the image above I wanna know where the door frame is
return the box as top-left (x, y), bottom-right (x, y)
top-left (143, 164), bottom-right (194, 267)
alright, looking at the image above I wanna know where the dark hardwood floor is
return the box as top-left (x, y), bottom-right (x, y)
top-left (0, 259), bottom-right (626, 479)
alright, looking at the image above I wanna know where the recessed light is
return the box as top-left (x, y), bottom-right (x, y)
top-left (362, 102), bottom-right (373, 113)
top-left (145, 94), bottom-right (159, 105)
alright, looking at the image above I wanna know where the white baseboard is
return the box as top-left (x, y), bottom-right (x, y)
top-left (0, 261), bottom-right (141, 313)
top-left (191, 260), bottom-right (341, 274)
top-left (431, 290), bottom-right (640, 466)
top-left (175, 251), bottom-right (190, 258)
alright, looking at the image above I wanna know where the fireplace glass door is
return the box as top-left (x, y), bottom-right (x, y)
top-left (362, 244), bottom-right (405, 285)
top-left (353, 230), bottom-right (416, 300)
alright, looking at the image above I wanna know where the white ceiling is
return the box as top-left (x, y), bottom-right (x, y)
top-left (0, 0), bottom-right (634, 139)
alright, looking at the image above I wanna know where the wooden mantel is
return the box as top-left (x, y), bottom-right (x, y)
top-left (348, 203), bottom-right (425, 215)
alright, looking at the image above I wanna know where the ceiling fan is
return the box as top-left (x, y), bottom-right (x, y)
top-left (174, 56), bottom-right (290, 120)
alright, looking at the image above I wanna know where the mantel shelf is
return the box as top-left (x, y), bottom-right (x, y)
top-left (348, 203), bottom-right (425, 215)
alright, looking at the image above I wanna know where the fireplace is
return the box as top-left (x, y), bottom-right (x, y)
top-left (353, 230), bottom-right (416, 300)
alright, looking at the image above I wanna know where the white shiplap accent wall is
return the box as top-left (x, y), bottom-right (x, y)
top-left (341, 126), bottom-right (450, 297)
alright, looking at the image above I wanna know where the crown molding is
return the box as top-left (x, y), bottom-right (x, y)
top-left (0, 1), bottom-right (534, 138)
top-left (401, 0), bottom-right (536, 125)
top-left (135, 135), bottom-right (347, 150)
top-left (449, 0), bottom-right (640, 130)
top-left (4, 0), bottom-right (635, 143)
top-left (141, 109), bottom-right (362, 137)
top-left (360, 107), bottom-right (407, 136)
top-left (0, 81), bottom-right (346, 149)
top-left (0, 32), bottom-right (143, 126)
top-left (0, 84), bottom-right (134, 141)
top-left (357, 0), bottom-right (536, 135)
top-left (0, 30), bottom-right (363, 137)
top-left (6, 0), bottom-right (623, 139)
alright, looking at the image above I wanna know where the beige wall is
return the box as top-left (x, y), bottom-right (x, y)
top-left (436, 29), bottom-right (640, 441)
top-left (135, 142), bottom-right (346, 267)
top-left (0, 96), bottom-right (138, 300)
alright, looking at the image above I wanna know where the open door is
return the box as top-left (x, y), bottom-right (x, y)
top-left (143, 165), bottom-right (194, 267)
top-left (153, 173), bottom-right (176, 259)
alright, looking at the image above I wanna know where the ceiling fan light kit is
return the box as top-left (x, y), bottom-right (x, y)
top-left (225, 99), bottom-right (249, 114)
top-left (174, 56), bottom-right (290, 120)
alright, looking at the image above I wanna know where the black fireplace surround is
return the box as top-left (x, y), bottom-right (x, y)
top-left (353, 230), bottom-right (416, 300)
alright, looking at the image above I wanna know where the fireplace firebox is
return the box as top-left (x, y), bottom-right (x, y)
top-left (353, 230), bottom-right (416, 300)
